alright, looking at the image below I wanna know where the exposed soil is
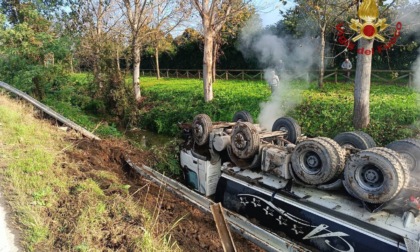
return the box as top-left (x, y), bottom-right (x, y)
top-left (64, 137), bottom-right (263, 252)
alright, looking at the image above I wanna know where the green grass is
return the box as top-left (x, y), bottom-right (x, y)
top-left (0, 93), bottom-right (181, 251)
top-left (42, 73), bottom-right (420, 146)
top-left (138, 77), bottom-right (419, 145)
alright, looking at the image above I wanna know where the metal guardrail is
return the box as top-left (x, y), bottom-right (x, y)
top-left (0, 81), bottom-right (100, 140)
top-left (125, 159), bottom-right (311, 252)
top-left (0, 81), bottom-right (310, 251)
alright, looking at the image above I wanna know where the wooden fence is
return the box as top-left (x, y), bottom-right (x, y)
top-left (140, 69), bottom-right (415, 86)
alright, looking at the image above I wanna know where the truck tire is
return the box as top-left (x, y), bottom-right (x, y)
top-left (317, 137), bottom-right (346, 179)
top-left (232, 110), bottom-right (253, 123)
top-left (271, 117), bottom-right (301, 144)
top-left (192, 114), bottom-right (213, 146)
top-left (376, 146), bottom-right (410, 189)
top-left (333, 131), bottom-right (376, 150)
top-left (386, 139), bottom-right (420, 188)
top-left (386, 139), bottom-right (420, 173)
top-left (231, 122), bottom-right (260, 159)
top-left (291, 137), bottom-right (339, 185)
top-left (343, 147), bottom-right (405, 204)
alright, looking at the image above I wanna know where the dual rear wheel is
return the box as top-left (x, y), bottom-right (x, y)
top-left (292, 132), bottom-right (411, 204)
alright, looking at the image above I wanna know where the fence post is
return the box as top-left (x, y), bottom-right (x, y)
top-left (335, 71), bottom-right (337, 83)
top-left (166, 70), bottom-right (169, 78)
top-left (198, 71), bottom-right (201, 79)
top-left (226, 71), bottom-right (228, 80)
top-left (176, 70), bottom-right (179, 78)
top-left (187, 70), bottom-right (189, 78)
top-left (260, 71), bottom-right (263, 81)
top-left (242, 71), bottom-right (244, 80)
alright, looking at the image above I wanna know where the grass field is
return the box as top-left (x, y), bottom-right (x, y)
top-left (26, 73), bottom-right (420, 146)
top-left (137, 77), bottom-right (419, 145)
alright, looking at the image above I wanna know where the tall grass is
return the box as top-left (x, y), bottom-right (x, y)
top-left (0, 93), bottom-right (181, 251)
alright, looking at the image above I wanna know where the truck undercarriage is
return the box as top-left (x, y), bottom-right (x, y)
top-left (180, 111), bottom-right (420, 252)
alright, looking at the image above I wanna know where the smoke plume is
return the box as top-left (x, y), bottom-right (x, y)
top-left (396, 4), bottom-right (420, 91)
top-left (239, 16), bottom-right (318, 130)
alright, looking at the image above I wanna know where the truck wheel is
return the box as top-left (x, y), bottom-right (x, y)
top-left (333, 131), bottom-right (376, 150)
top-left (231, 122), bottom-right (260, 159)
top-left (271, 117), bottom-right (301, 144)
top-left (386, 139), bottom-right (420, 187)
top-left (291, 137), bottom-right (339, 185)
top-left (343, 147), bottom-right (405, 204)
top-left (386, 139), bottom-right (420, 173)
top-left (232, 110), bottom-right (253, 123)
top-left (317, 137), bottom-right (346, 179)
top-left (375, 146), bottom-right (409, 189)
top-left (192, 114), bottom-right (213, 146)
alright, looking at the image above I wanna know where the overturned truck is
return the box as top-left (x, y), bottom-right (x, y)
top-left (180, 111), bottom-right (420, 252)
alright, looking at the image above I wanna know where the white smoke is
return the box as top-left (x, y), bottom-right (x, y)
top-left (394, 3), bottom-right (420, 90)
top-left (239, 16), bottom-right (318, 130)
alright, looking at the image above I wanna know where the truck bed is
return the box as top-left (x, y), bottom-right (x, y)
top-left (217, 163), bottom-right (420, 251)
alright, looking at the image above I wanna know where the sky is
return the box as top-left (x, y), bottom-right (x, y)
top-left (170, 1), bottom-right (295, 36)
top-left (257, 1), bottom-right (295, 27)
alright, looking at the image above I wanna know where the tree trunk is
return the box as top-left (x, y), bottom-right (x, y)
top-left (203, 31), bottom-right (214, 102)
top-left (155, 47), bottom-right (160, 79)
top-left (318, 27), bottom-right (326, 88)
top-left (93, 0), bottom-right (103, 92)
top-left (212, 41), bottom-right (218, 83)
top-left (116, 46), bottom-right (120, 72)
top-left (353, 38), bottom-right (374, 129)
top-left (132, 41), bottom-right (142, 103)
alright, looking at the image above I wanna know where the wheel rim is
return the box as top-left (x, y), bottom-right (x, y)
top-left (356, 164), bottom-right (384, 190)
top-left (302, 151), bottom-right (322, 174)
top-left (193, 123), bottom-right (204, 139)
top-left (233, 132), bottom-right (247, 149)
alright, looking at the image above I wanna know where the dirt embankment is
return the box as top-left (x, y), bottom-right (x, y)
top-left (63, 138), bottom-right (262, 251)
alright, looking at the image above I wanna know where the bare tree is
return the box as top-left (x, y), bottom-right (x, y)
top-left (293, 0), bottom-right (357, 88)
top-left (191, 0), bottom-right (251, 102)
top-left (70, 0), bottom-right (120, 90)
top-left (120, 0), bottom-right (153, 103)
top-left (149, 0), bottom-right (190, 79)
top-left (212, 3), bottom-right (254, 82)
